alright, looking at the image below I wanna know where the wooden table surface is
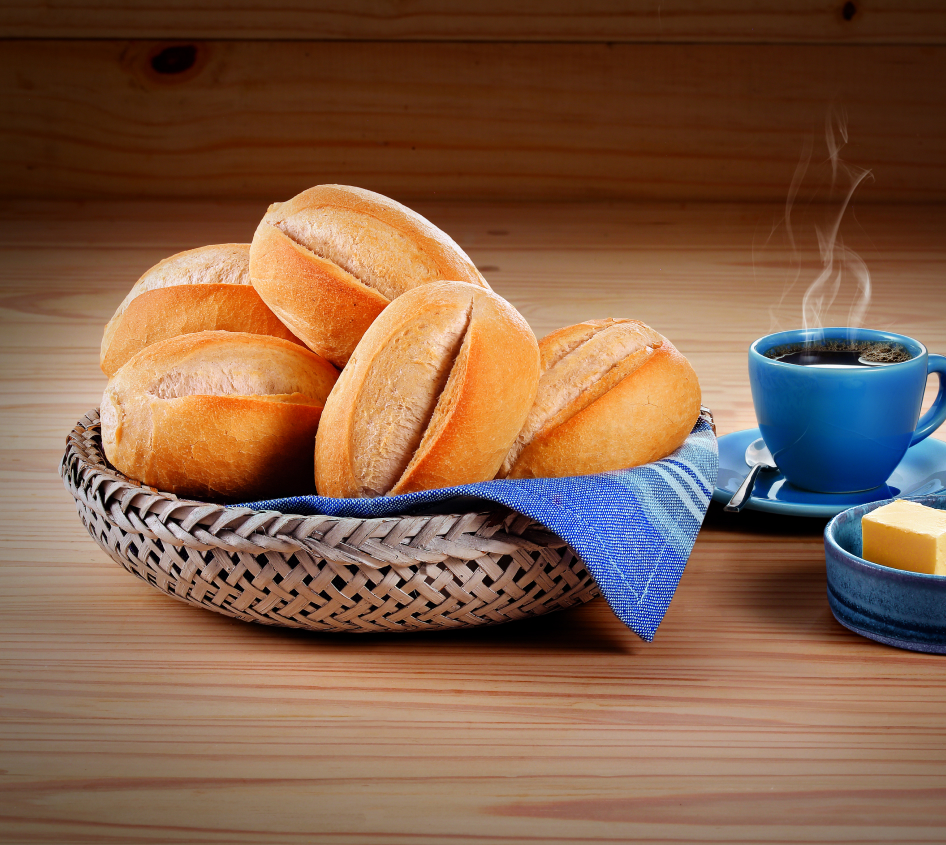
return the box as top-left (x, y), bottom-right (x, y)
top-left (2, 199), bottom-right (945, 844)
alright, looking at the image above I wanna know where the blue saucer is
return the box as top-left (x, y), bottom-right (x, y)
top-left (713, 428), bottom-right (946, 518)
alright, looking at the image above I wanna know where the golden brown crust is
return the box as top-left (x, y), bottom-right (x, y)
top-left (499, 319), bottom-right (664, 476)
top-left (100, 243), bottom-right (302, 376)
top-left (315, 281), bottom-right (539, 498)
top-left (249, 220), bottom-right (390, 370)
top-left (101, 283), bottom-right (302, 377)
top-left (101, 331), bottom-right (338, 501)
top-left (250, 185), bottom-right (490, 369)
top-left (504, 326), bottom-right (701, 479)
top-left (391, 289), bottom-right (536, 495)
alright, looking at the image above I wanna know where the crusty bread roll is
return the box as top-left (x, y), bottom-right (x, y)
top-left (250, 185), bottom-right (490, 369)
top-left (100, 243), bottom-right (303, 376)
top-left (499, 319), bottom-right (701, 479)
top-left (315, 281), bottom-right (539, 498)
top-left (101, 331), bottom-right (338, 501)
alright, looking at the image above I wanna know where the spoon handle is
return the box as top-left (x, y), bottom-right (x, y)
top-left (724, 463), bottom-right (765, 512)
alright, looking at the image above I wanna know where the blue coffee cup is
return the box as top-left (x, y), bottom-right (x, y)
top-left (749, 328), bottom-right (946, 493)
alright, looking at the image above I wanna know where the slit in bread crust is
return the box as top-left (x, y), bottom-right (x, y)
top-left (501, 320), bottom-right (662, 475)
top-left (101, 245), bottom-right (251, 365)
top-left (269, 221), bottom-right (375, 297)
top-left (109, 245), bottom-right (250, 325)
top-left (392, 300), bottom-right (477, 494)
top-left (275, 206), bottom-right (443, 302)
top-left (148, 357), bottom-right (325, 404)
top-left (351, 298), bottom-right (474, 497)
top-left (539, 323), bottom-right (599, 374)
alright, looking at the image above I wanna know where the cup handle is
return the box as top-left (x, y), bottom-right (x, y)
top-left (911, 353), bottom-right (946, 446)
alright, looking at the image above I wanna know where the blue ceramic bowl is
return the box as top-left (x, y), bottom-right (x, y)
top-left (824, 494), bottom-right (946, 653)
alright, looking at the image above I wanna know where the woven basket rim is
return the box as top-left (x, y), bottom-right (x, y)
top-left (61, 406), bottom-right (713, 572)
top-left (60, 408), bottom-right (567, 569)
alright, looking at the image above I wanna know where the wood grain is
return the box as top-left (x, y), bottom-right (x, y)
top-left (1, 199), bottom-right (945, 844)
top-left (3, 0), bottom-right (946, 43)
top-left (3, 40), bottom-right (946, 202)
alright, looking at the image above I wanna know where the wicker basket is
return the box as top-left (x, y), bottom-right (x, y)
top-left (60, 410), bottom-right (599, 632)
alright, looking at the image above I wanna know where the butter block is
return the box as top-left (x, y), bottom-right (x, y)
top-left (861, 500), bottom-right (946, 576)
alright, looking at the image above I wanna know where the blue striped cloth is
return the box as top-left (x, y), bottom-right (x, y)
top-left (243, 412), bottom-right (718, 641)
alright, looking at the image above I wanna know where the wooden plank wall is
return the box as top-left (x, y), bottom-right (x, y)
top-left (2, 2), bottom-right (945, 202)
top-left (5, 1), bottom-right (946, 43)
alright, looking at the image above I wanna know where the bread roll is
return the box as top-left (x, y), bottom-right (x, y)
top-left (100, 243), bottom-right (303, 376)
top-left (101, 331), bottom-right (338, 501)
top-left (250, 185), bottom-right (490, 369)
top-left (316, 281), bottom-right (539, 498)
top-left (499, 319), bottom-right (701, 479)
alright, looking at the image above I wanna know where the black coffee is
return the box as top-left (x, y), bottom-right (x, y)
top-left (765, 339), bottom-right (912, 368)
top-left (776, 348), bottom-right (871, 367)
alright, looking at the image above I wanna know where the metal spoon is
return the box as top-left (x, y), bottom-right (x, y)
top-left (724, 438), bottom-right (778, 512)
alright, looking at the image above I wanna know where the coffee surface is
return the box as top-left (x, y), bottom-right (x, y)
top-left (776, 349), bottom-right (872, 367)
top-left (765, 338), bottom-right (912, 367)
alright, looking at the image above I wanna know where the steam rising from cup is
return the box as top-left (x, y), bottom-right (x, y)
top-left (766, 105), bottom-right (874, 342)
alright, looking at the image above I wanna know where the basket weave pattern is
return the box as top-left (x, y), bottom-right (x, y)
top-left (60, 410), bottom-right (599, 632)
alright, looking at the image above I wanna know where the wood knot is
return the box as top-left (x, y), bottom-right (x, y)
top-left (842, 1), bottom-right (857, 21)
top-left (133, 42), bottom-right (208, 85)
top-left (151, 44), bottom-right (198, 75)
